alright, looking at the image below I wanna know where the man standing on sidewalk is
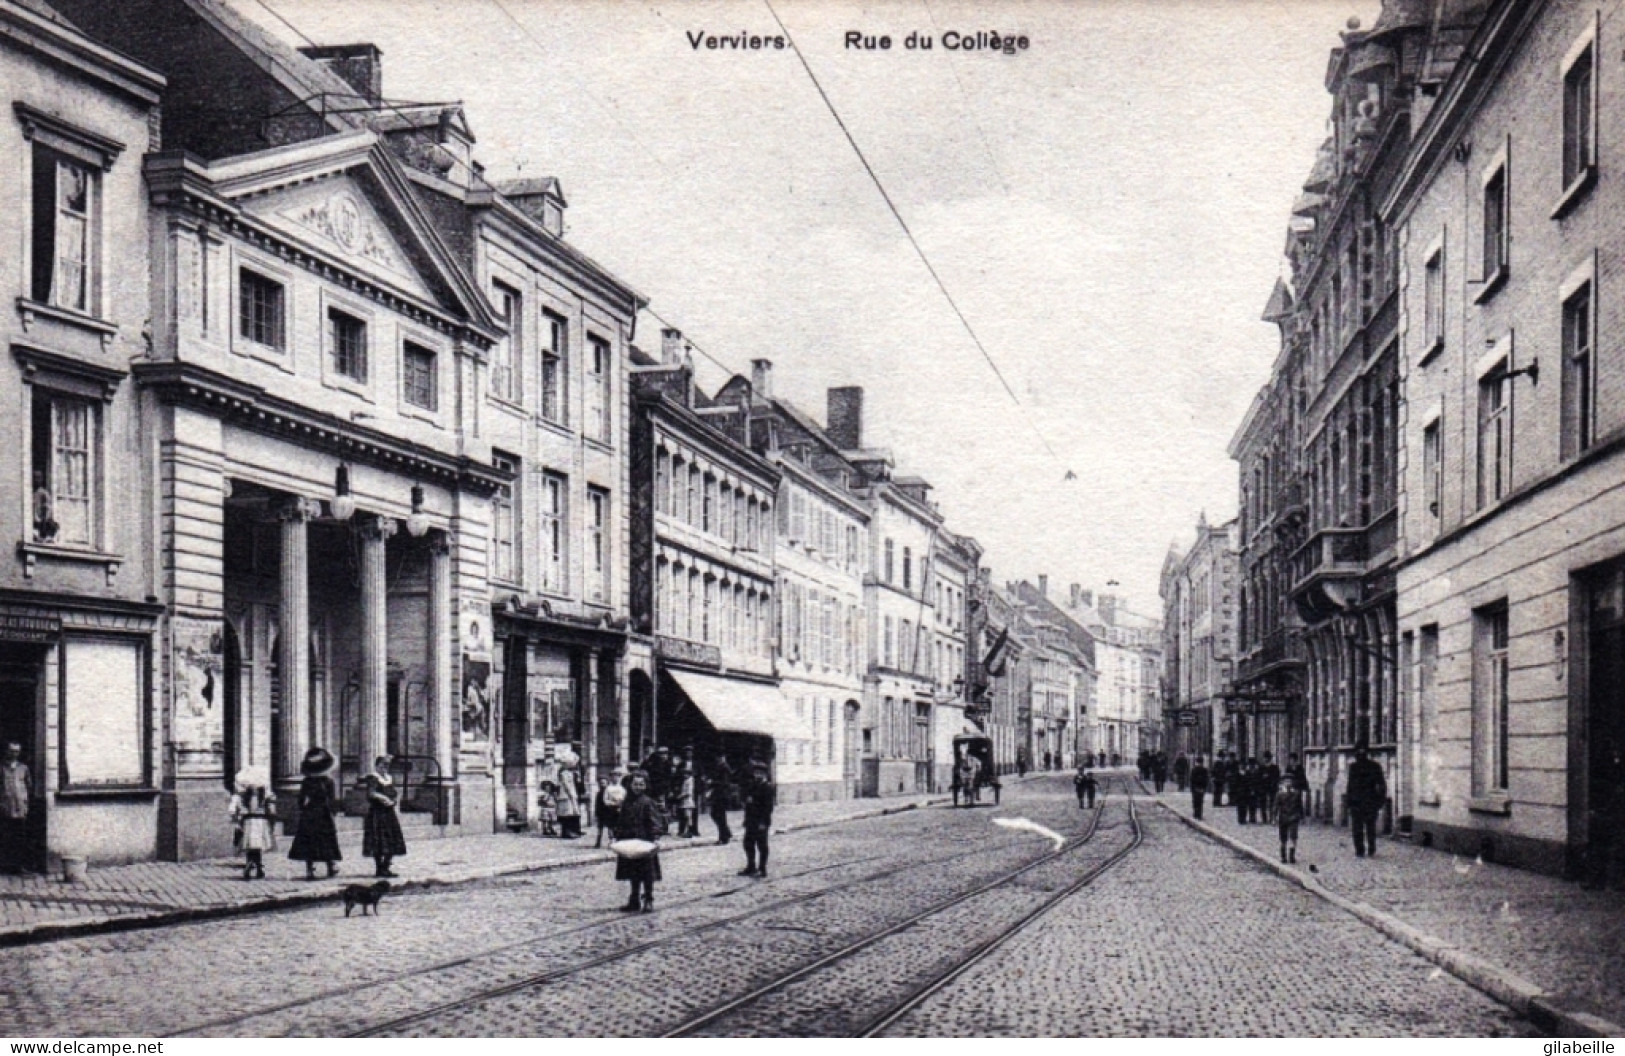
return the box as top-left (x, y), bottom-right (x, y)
top-left (1, 743), bottom-right (31, 874)
top-left (1259, 753), bottom-right (1282, 823)
top-left (1346, 746), bottom-right (1388, 858)
top-left (1188, 756), bottom-right (1209, 821)
top-left (740, 763), bottom-right (776, 878)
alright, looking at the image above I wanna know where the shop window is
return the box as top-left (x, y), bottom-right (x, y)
top-left (61, 637), bottom-right (145, 787)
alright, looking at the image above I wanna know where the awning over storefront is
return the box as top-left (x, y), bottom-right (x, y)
top-left (665, 668), bottom-right (811, 740)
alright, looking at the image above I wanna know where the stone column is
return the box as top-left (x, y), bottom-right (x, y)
top-left (427, 532), bottom-right (454, 779)
top-left (275, 497), bottom-right (319, 789)
top-left (584, 649), bottom-right (600, 784)
top-left (358, 514), bottom-right (397, 765)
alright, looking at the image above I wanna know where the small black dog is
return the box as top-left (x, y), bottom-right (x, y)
top-left (342, 880), bottom-right (391, 917)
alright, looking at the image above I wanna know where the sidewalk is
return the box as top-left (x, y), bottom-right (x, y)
top-left (0, 793), bottom-right (947, 946)
top-left (1152, 787), bottom-right (1625, 1037)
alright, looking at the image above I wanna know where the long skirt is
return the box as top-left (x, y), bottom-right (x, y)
top-left (288, 808), bottom-right (342, 862)
top-left (614, 851), bottom-right (661, 883)
top-left (363, 806), bottom-right (408, 858)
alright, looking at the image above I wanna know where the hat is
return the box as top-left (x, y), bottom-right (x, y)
top-left (300, 746), bottom-right (336, 776)
top-left (235, 765), bottom-right (271, 792)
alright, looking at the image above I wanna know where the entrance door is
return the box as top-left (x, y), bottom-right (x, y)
top-left (1587, 562), bottom-right (1625, 857)
top-left (0, 648), bottom-right (42, 872)
top-left (501, 636), bottom-right (529, 824)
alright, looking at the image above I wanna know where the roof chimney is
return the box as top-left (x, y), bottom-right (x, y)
top-left (1070, 583), bottom-right (1082, 608)
top-left (661, 328), bottom-right (687, 366)
top-left (827, 386), bottom-right (863, 450)
top-left (1038, 574), bottom-right (1049, 598)
top-left (751, 359), bottom-right (773, 399)
top-left (298, 44), bottom-right (383, 104)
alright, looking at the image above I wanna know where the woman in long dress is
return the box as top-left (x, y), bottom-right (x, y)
top-left (288, 747), bottom-right (341, 880)
top-left (363, 756), bottom-right (407, 878)
top-left (612, 771), bottom-right (665, 913)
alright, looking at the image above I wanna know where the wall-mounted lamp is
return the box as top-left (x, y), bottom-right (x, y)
top-left (1505, 360), bottom-right (1539, 386)
top-left (406, 484), bottom-right (430, 538)
top-left (331, 465), bottom-right (357, 521)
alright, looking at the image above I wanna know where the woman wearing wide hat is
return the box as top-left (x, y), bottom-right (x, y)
top-left (288, 746), bottom-right (342, 880)
top-left (362, 755), bottom-right (407, 877)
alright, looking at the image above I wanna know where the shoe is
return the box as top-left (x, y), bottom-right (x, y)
top-left (1355, 850), bottom-right (1365, 858)
top-left (619, 901), bottom-right (641, 912)
top-left (1289, 848), bottom-right (1297, 863)
top-left (738, 867), bottom-right (757, 877)
top-left (640, 895), bottom-right (654, 913)
top-left (256, 865), bottom-right (266, 879)
top-left (755, 870), bottom-right (767, 879)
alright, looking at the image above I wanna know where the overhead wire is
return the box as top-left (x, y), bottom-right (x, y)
top-left (760, 0), bottom-right (1068, 470)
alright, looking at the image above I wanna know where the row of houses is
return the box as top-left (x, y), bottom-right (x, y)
top-left (1178, 0), bottom-right (1625, 879)
top-left (0, 0), bottom-right (1131, 869)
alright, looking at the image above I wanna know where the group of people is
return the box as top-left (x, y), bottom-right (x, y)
top-left (1179, 747), bottom-right (1389, 863)
top-left (226, 746), bottom-right (407, 882)
top-left (607, 750), bottom-right (778, 913)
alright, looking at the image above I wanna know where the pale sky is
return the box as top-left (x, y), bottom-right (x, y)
top-left (246, 0), bottom-right (1381, 615)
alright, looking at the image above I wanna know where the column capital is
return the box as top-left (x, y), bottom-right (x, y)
top-left (428, 530), bottom-right (453, 557)
top-left (275, 496), bottom-right (322, 524)
top-left (357, 514), bottom-right (399, 542)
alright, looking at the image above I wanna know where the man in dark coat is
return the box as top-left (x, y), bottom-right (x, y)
top-left (1287, 752), bottom-right (1310, 818)
top-left (1211, 753), bottom-right (1229, 808)
top-left (641, 747), bottom-right (674, 832)
top-left (1188, 755), bottom-right (1210, 820)
top-left (1235, 759), bottom-right (1255, 825)
top-left (1173, 753), bottom-right (1190, 793)
top-left (740, 764), bottom-right (776, 878)
top-left (1152, 753), bottom-right (1168, 793)
top-left (1258, 753), bottom-right (1282, 823)
top-left (706, 754), bottom-right (735, 845)
top-left (1345, 747), bottom-right (1388, 857)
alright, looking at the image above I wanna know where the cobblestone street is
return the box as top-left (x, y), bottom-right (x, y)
top-left (0, 777), bottom-right (1552, 1037)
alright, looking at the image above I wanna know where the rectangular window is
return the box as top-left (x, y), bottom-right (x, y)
top-left (587, 488), bottom-right (609, 604)
top-left (884, 539), bottom-right (894, 583)
top-left (884, 616), bottom-right (895, 668)
top-left (1423, 246), bottom-right (1444, 352)
top-left (541, 310), bottom-right (567, 424)
top-left (903, 547), bottom-right (913, 593)
top-left (1482, 166), bottom-right (1508, 282)
top-left (587, 336), bottom-right (612, 442)
top-left (402, 342), bottom-right (438, 411)
top-left (62, 638), bottom-right (144, 787)
top-left (542, 472), bottom-right (567, 594)
top-left (1472, 603), bottom-right (1510, 796)
top-left (1422, 420), bottom-right (1442, 520)
top-left (492, 281), bottom-right (521, 402)
top-left (491, 453), bottom-right (519, 585)
top-left (31, 390), bottom-right (97, 547)
top-left (1563, 42), bottom-right (1595, 191)
top-left (1563, 282), bottom-right (1595, 457)
top-left (703, 475), bottom-right (715, 534)
top-left (238, 269), bottom-right (285, 350)
top-left (31, 147), bottom-right (96, 313)
top-left (1477, 363), bottom-right (1511, 508)
top-left (329, 308), bottom-right (368, 382)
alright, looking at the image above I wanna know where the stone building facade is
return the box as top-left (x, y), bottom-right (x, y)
top-left (0, 0), bottom-right (165, 868)
top-left (1385, 0), bottom-right (1625, 875)
top-left (1161, 517), bottom-right (1239, 761)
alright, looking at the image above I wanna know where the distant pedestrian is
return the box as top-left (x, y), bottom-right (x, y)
top-left (1016, 747), bottom-right (1029, 777)
top-left (675, 765), bottom-right (698, 838)
top-left (740, 764), bottom-right (776, 878)
top-left (1074, 765), bottom-right (1097, 809)
top-left (1345, 747), bottom-right (1387, 858)
top-left (289, 746), bottom-right (341, 880)
top-left (536, 782), bottom-right (559, 837)
top-left (1244, 758), bottom-right (1263, 824)
top-left (229, 768), bottom-right (275, 881)
top-left (363, 756), bottom-right (407, 878)
top-left (1174, 753), bottom-right (1190, 793)
top-left (1, 742), bottom-right (32, 874)
top-left (1275, 778), bottom-right (1303, 864)
top-left (1211, 753), bottom-right (1228, 808)
top-left (707, 755), bottom-right (735, 844)
top-left (556, 754), bottom-right (583, 839)
top-left (593, 775), bottom-right (621, 849)
top-left (1188, 756), bottom-right (1209, 820)
top-left (1287, 753), bottom-right (1310, 818)
top-left (1152, 753), bottom-right (1168, 794)
top-left (1235, 760), bottom-right (1252, 825)
top-left (612, 771), bottom-right (664, 913)
top-left (1259, 753), bottom-right (1282, 823)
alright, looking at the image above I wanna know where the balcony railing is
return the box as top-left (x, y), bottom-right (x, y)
top-left (1290, 527), bottom-right (1366, 594)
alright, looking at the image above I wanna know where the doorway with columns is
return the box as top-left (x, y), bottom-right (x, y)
top-left (220, 480), bottom-right (455, 824)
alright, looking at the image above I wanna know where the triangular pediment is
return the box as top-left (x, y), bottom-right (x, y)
top-left (202, 132), bottom-right (499, 338)
top-left (244, 173), bottom-right (435, 301)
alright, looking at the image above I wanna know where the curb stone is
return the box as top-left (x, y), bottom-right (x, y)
top-left (0, 798), bottom-right (951, 949)
top-left (1155, 800), bottom-right (1624, 1038)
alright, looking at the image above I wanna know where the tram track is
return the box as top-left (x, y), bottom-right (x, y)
top-left (662, 780), bottom-right (1143, 1038)
top-left (345, 786), bottom-right (1108, 1038)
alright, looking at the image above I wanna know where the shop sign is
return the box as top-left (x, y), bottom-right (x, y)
top-left (656, 635), bottom-right (722, 669)
top-left (1176, 709), bottom-right (1200, 727)
top-left (1225, 697), bottom-right (1293, 714)
top-left (0, 613), bottom-right (59, 642)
